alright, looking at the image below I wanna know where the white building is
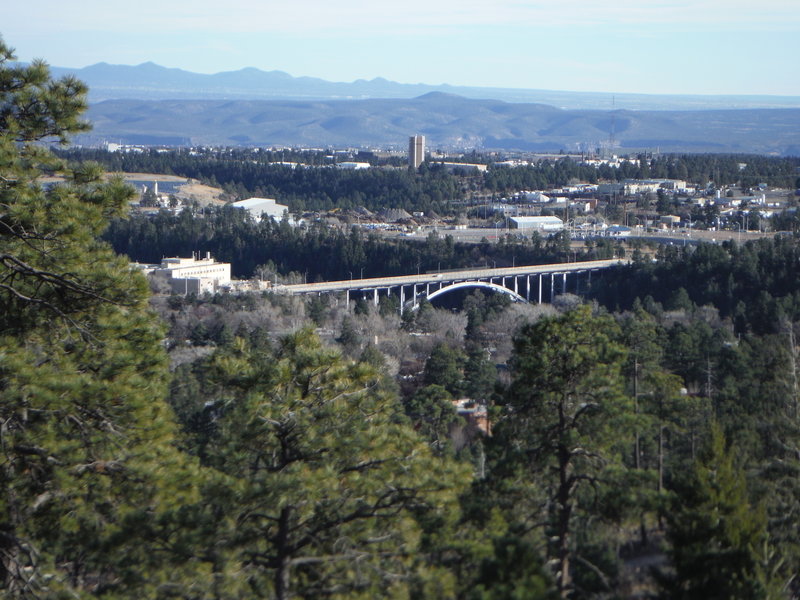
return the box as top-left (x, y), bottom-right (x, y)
top-left (231, 197), bottom-right (291, 223)
top-left (606, 225), bottom-right (633, 237)
top-left (152, 253), bottom-right (232, 295)
top-left (521, 191), bottom-right (550, 203)
top-left (599, 179), bottom-right (688, 196)
top-left (597, 182), bottom-right (626, 196)
top-left (509, 216), bottom-right (565, 232)
top-left (437, 162), bottom-right (488, 173)
top-left (660, 215), bottom-right (681, 226)
top-left (337, 162), bottom-right (371, 170)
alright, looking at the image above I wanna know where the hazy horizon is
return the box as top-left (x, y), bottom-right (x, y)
top-left (44, 60), bottom-right (800, 102)
top-left (5, 0), bottom-right (798, 97)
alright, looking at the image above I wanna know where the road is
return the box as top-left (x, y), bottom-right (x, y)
top-left (371, 226), bottom-right (771, 245)
top-left (277, 258), bottom-right (627, 295)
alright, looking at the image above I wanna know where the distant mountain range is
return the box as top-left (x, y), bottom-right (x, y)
top-left (51, 61), bottom-right (800, 111)
top-left (38, 61), bottom-right (800, 154)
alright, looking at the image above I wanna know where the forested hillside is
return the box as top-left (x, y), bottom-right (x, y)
top-left (59, 147), bottom-right (800, 214)
top-left (73, 94), bottom-right (800, 154)
top-left (590, 237), bottom-right (800, 334)
top-left (103, 207), bottom-right (621, 279)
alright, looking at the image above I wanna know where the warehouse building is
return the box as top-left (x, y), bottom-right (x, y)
top-left (231, 197), bottom-right (291, 223)
top-left (508, 216), bottom-right (565, 232)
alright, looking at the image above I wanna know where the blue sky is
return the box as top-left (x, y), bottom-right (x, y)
top-left (5, 0), bottom-right (799, 96)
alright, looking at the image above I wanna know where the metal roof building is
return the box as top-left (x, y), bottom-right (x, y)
top-left (230, 197), bottom-right (290, 223)
top-left (509, 216), bottom-right (565, 232)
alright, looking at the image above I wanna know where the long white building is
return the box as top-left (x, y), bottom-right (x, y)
top-left (509, 216), bottom-right (565, 232)
top-left (231, 197), bottom-right (291, 223)
top-left (152, 253), bottom-right (231, 295)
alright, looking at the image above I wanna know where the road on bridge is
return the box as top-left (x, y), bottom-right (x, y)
top-left (276, 258), bottom-right (628, 295)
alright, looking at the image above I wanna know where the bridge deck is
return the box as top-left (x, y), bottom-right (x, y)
top-left (277, 259), bottom-right (627, 294)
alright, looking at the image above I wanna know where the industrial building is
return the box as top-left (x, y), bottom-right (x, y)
top-left (437, 162), bottom-right (488, 173)
top-left (408, 135), bottom-right (425, 169)
top-left (230, 197), bottom-right (291, 223)
top-left (509, 216), bottom-right (565, 232)
top-left (598, 179), bottom-right (688, 196)
top-left (150, 253), bottom-right (232, 295)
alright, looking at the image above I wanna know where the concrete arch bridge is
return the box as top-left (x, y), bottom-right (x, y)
top-left (275, 259), bottom-right (627, 314)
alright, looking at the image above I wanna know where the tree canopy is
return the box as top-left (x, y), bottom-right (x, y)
top-left (0, 37), bottom-right (204, 597)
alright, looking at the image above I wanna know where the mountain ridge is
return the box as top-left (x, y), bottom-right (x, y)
top-left (44, 61), bottom-right (800, 112)
top-left (79, 94), bottom-right (800, 155)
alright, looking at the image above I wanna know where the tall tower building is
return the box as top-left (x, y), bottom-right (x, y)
top-left (409, 135), bottom-right (425, 169)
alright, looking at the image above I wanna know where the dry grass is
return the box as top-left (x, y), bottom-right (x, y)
top-left (176, 181), bottom-right (228, 206)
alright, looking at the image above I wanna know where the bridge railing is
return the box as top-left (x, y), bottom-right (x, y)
top-left (269, 258), bottom-right (628, 314)
top-left (277, 258), bottom-right (627, 295)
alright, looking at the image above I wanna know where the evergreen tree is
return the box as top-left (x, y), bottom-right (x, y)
top-left (497, 306), bottom-right (630, 597)
top-left (464, 345), bottom-right (497, 402)
top-left (0, 37), bottom-right (201, 597)
top-left (203, 331), bottom-right (470, 599)
top-left (658, 424), bottom-right (780, 599)
top-left (405, 384), bottom-right (460, 453)
top-left (423, 342), bottom-right (467, 397)
top-left (467, 535), bottom-right (559, 600)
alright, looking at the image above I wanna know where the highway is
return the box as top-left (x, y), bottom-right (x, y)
top-left (276, 258), bottom-right (628, 295)
top-left (374, 225), bottom-right (771, 246)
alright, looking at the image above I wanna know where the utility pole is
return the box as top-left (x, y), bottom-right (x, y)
top-left (785, 321), bottom-right (799, 420)
top-left (633, 357), bottom-right (641, 470)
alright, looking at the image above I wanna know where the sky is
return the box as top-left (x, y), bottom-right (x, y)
top-left (4, 0), bottom-right (800, 96)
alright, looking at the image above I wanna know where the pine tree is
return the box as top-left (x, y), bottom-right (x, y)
top-left (658, 423), bottom-right (780, 599)
top-left (203, 331), bottom-right (471, 599)
top-left (0, 37), bottom-right (201, 597)
top-left (498, 306), bottom-right (630, 598)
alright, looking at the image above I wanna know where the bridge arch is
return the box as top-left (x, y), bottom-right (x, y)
top-left (416, 280), bottom-right (527, 309)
